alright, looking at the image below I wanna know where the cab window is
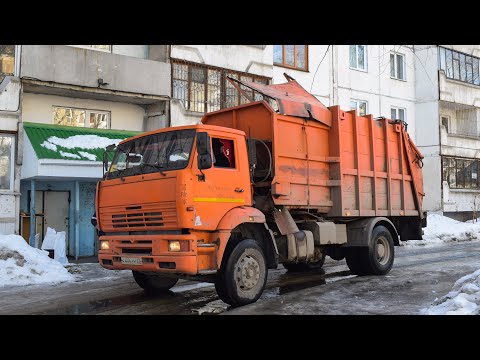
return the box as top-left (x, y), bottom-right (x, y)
top-left (212, 138), bottom-right (235, 168)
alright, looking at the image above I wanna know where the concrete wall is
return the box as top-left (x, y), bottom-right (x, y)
top-left (170, 45), bottom-right (273, 78)
top-left (439, 72), bottom-right (480, 107)
top-left (21, 45), bottom-right (171, 97)
top-left (22, 93), bottom-right (145, 131)
top-left (443, 181), bottom-right (480, 213)
top-left (111, 45), bottom-right (146, 59)
top-left (414, 45), bottom-right (441, 211)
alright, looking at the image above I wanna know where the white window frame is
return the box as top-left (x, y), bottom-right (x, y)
top-left (53, 106), bottom-right (111, 129)
top-left (390, 52), bottom-right (406, 81)
top-left (68, 45), bottom-right (112, 53)
top-left (0, 134), bottom-right (15, 192)
top-left (391, 106), bottom-right (406, 122)
top-left (349, 45), bottom-right (368, 72)
top-left (350, 99), bottom-right (368, 116)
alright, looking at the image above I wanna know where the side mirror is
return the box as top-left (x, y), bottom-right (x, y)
top-left (102, 151), bottom-right (109, 173)
top-left (196, 132), bottom-right (212, 170)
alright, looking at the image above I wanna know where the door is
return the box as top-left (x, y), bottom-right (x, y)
top-left (44, 191), bottom-right (70, 253)
top-left (192, 135), bottom-right (252, 229)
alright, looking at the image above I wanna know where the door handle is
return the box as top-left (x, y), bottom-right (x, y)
top-left (235, 188), bottom-right (244, 193)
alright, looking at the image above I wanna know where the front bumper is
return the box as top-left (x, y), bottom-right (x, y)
top-left (98, 233), bottom-right (217, 275)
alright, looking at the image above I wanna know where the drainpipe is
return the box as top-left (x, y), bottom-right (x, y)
top-left (75, 181), bottom-right (80, 259)
top-left (29, 179), bottom-right (35, 246)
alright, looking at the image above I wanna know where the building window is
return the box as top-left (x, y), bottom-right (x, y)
top-left (349, 45), bottom-right (367, 71)
top-left (0, 45), bottom-right (15, 83)
top-left (172, 60), bottom-right (270, 113)
top-left (391, 107), bottom-right (406, 121)
top-left (0, 134), bottom-right (15, 191)
top-left (53, 107), bottom-right (110, 129)
top-left (441, 115), bottom-right (450, 133)
top-left (273, 45), bottom-right (308, 71)
top-left (70, 45), bottom-right (112, 52)
top-left (443, 156), bottom-right (480, 189)
top-left (390, 52), bottom-right (406, 80)
top-left (350, 99), bottom-right (368, 116)
top-left (439, 47), bottom-right (480, 86)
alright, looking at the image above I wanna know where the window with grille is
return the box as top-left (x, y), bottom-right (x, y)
top-left (0, 45), bottom-right (15, 83)
top-left (443, 156), bottom-right (480, 189)
top-left (171, 60), bottom-right (270, 113)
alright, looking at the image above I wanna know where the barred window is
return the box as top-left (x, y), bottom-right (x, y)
top-left (442, 156), bottom-right (480, 189)
top-left (439, 47), bottom-right (480, 86)
top-left (172, 60), bottom-right (270, 113)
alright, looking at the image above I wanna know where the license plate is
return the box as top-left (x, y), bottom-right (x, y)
top-left (121, 257), bottom-right (142, 265)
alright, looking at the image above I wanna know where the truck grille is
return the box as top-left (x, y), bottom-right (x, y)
top-left (100, 202), bottom-right (177, 231)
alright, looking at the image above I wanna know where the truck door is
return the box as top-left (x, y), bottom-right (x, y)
top-left (192, 135), bottom-right (251, 229)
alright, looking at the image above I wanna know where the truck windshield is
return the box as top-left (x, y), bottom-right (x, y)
top-left (106, 129), bottom-right (196, 179)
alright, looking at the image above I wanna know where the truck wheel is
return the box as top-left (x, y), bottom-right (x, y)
top-left (283, 253), bottom-right (326, 272)
top-left (132, 271), bottom-right (178, 293)
top-left (346, 225), bottom-right (394, 276)
top-left (216, 239), bottom-right (267, 307)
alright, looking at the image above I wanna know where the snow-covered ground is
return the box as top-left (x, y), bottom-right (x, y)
top-left (0, 234), bottom-right (74, 287)
top-left (401, 213), bottom-right (480, 248)
top-left (422, 269), bottom-right (480, 315)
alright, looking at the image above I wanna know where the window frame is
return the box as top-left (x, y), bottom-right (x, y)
top-left (69, 45), bottom-right (112, 53)
top-left (349, 45), bottom-right (368, 72)
top-left (273, 45), bottom-right (309, 72)
top-left (0, 133), bottom-right (15, 192)
top-left (211, 137), bottom-right (237, 169)
top-left (442, 156), bottom-right (480, 190)
top-left (439, 46), bottom-right (480, 87)
top-left (52, 106), bottom-right (111, 129)
top-left (390, 52), bottom-right (406, 81)
top-left (441, 115), bottom-right (450, 133)
top-left (171, 59), bottom-right (271, 113)
top-left (350, 99), bottom-right (368, 116)
top-left (390, 106), bottom-right (406, 122)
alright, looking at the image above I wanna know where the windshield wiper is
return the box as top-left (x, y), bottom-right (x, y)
top-left (140, 162), bottom-right (167, 176)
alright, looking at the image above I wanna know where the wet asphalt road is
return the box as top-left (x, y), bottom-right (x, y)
top-left (1, 241), bottom-right (479, 315)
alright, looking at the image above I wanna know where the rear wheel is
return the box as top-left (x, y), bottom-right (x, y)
top-left (346, 225), bottom-right (394, 275)
top-left (132, 271), bottom-right (178, 293)
top-left (215, 239), bottom-right (267, 307)
top-left (283, 253), bottom-right (326, 272)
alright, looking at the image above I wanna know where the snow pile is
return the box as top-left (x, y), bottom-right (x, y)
top-left (423, 269), bottom-right (480, 315)
top-left (0, 234), bottom-right (74, 287)
top-left (40, 134), bottom-right (125, 161)
top-left (402, 213), bottom-right (480, 247)
top-left (59, 151), bottom-right (81, 159)
top-left (42, 135), bottom-right (123, 150)
top-left (78, 151), bottom-right (97, 161)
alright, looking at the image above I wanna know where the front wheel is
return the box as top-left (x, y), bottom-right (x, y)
top-left (346, 225), bottom-right (394, 275)
top-left (215, 239), bottom-right (267, 307)
top-left (132, 271), bottom-right (178, 293)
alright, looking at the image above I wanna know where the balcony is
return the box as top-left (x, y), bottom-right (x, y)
top-left (20, 45), bottom-right (171, 104)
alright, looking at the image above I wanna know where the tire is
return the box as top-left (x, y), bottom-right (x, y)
top-left (132, 271), bottom-right (179, 293)
top-left (283, 253), bottom-right (326, 272)
top-left (346, 225), bottom-right (395, 276)
top-left (215, 239), bottom-right (267, 307)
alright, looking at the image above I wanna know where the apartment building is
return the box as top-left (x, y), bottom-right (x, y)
top-left (1, 45), bottom-right (170, 258)
top-left (415, 45), bottom-right (480, 220)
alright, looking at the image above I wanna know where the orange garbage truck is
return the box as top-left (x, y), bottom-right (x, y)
top-left (96, 74), bottom-right (426, 306)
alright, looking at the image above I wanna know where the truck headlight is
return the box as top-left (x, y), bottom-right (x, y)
top-left (168, 240), bottom-right (181, 252)
top-left (100, 240), bottom-right (109, 250)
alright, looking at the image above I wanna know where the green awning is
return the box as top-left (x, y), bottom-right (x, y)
top-left (23, 122), bottom-right (140, 161)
